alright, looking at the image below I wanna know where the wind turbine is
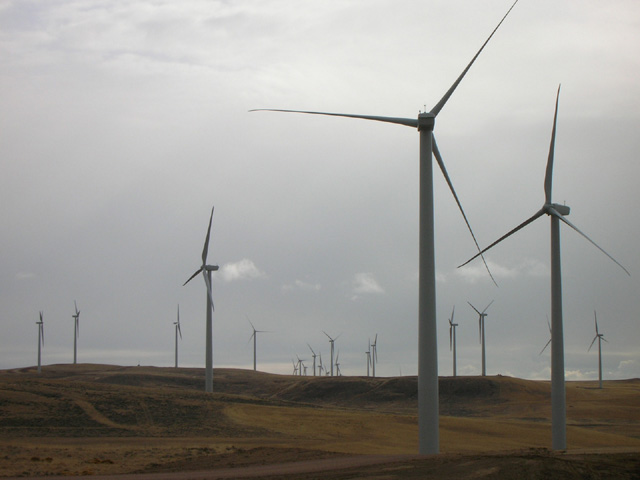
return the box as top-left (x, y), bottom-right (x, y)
top-left (539, 316), bottom-right (552, 356)
top-left (251, 1), bottom-right (519, 454)
top-left (248, 317), bottom-right (267, 372)
top-left (72, 301), bottom-right (80, 365)
top-left (371, 334), bottom-right (378, 378)
top-left (296, 355), bottom-right (306, 376)
top-left (36, 311), bottom-right (44, 374)
top-left (448, 306), bottom-right (458, 377)
top-left (365, 340), bottom-right (371, 377)
top-left (174, 305), bottom-right (182, 368)
top-left (323, 331), bottom-right (340, 377)
top-left (460, 86), bottom-right (630, 450)
top-left (291, 359), bottom-right (298, 376)
top-left (335, 351), bottom-right (341, 377)
top-left (184, 206), bottom-right (219, 393)
top-left (307, 344), bottom-right (318, 376)
top-left (318, 352), bottom-right (324, 376)
top-left (588, 311), bottom-right (607, 389)
top-left (468, 300), bottom-right (494, 377)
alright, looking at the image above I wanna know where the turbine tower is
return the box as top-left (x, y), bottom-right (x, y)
top-left (174, 305), bottom-right (182, 368)
top-left (460, 86), bottom-right (629, 450)
top-left (308, 344), bottom-right (317, 376)
top-left (184, 206), bottom-right (219, 393)
top-left (251, 1), bottom-right (520, 454)
top-left (448, 306), bottom-right (458, 377)
top-left (323, 331), bottom-right (339, 377)
top-left (36, 311), bottom-right (44, 374)
top-left (588, 311), bottom-right (607, 389)
top-left (72, 301), bottom-right (80, 364)
top-left (468, 300), bottom-right (494, 376)
top-left (371, 334), bottom-right (378, 378)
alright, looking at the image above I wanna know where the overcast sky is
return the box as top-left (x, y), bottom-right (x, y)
top-left (2, 0), bottom-right (639, 382)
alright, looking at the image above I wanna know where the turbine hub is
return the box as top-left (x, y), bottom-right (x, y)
top-left (417, 112), bottom-right (435, 132)
top-left (205, 265), bottom-right (219, 271)
top-left (550, 203), bottom-right (571, 216)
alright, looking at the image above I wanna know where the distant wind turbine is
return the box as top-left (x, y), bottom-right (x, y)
top-left (588, 311), bottom-right (607, 389)
top-left (174, 305), bottom-right (182, 368)
top-left (323, 331), bottom-right (340, 377)
top-left (371, 334), bottom-right (378, 378)
top-left (365, 340), bottom-right (371, 377)
top-left (468, 300), bottom-right (493, 377)
top-left (36, 311), bottom-right (44, 374)
top-left (248, 317), bottom-right (267, 372)
top-left (72, 301), bottom-right (80, 365)
top-left (448, 306), bottom-right (458, 377)
top-left (291, 359), bottom-right (298, 376)
top-left (183, 206), bottom-right (219, 393)
top-left (460, 86), bottom-right (629, 450)
top-left (318, 352), bottom-right (324, 376)
top-left (335, 351), bottom-right (341, 377)
top-left (307, 344), bottom-right (317, 377)
top-left (251, 0), bottom-right (520, 454)
top-left (539, 316), bottom-right (552, 356)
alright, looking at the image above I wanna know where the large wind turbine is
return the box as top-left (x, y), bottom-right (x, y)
top-left (448, 307), bottom-right (458, 377)
top-left (468, 300), bottom-right (493, 377)
top-left (72, 301), bottom-right (80, 364)
top-left (251, 1), bottom-right (519, 454)
top-left (460, 86), bottom-right (630, 450)
top-left (184, 206), bottom-right (219, 393)
top-left (36, 311), bottom-right (44, 374)
top-left (588, 311), bottom-right (607, 389)
top-left (323, 331), bottom-right (340, 377)
top-left (371, 334), bottom-right (378, 378)
top-left (174, 305), bottom-right (182, 368)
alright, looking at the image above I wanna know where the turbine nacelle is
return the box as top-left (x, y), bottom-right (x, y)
top-left (417, 113), bottom-right (435, 132)
top-left (545, 203), bottom-right (570, 216)
top-left (205, 265), bottom-right (219, 272)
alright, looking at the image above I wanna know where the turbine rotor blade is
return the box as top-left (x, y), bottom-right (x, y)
top-left (594, 311), bottom-right (598, 334)
top-left (449, 324), bottom-right (453, 350)
top-left (588, 335), bottom-right (598, 351)
top-left (467, 302), bottom-right (481, 316)
top-left (539, 338), bottom-right (551, 355)
top-left (548, 207), bottom-right (630, 276)
top-left (202, 206), bottom-right (214, 266)
top-left (429, 0), bottom-right (520, 117)
top-left (451, 305), bottom-right (455, 323)
top-left (432, 135), bottom-right (497, 286)
top-left (178, 323), bottom-right (182, 339)
top-left (459, 208), bottom-right (546, 268)
top-left (544, 85), bottom-right (561, 204)
top-left (183, 267), bottom-right (203, 286)
top-left (482, 300), bottom-right (495, 314)
top-left (249, 109), bottom-right (418, 128)
top-left (203, 271), bottom-right (215, 312)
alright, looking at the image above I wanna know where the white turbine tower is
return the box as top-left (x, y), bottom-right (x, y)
top-left (323, 331), bottom-right (340, 377)
top-left (460, 86), bottom-right (629, 450)
top-left (174, 305), bottom-right (182, 368)
top-left (184, 206), bottom-right (219, 393)
top-left (371, 334), bottom-right (378, 378)
top-left (251, 2), bottom-right (520, 454)
top-left (365, 340), bottom-right (371, 377)
top-left (468, 300), bottom-right (494, 377)
top-left (36, 311), bottom-right (44, 374)
top-left (448, 307), bottom-right (458, 377)
top-left (307, 344), bottom-right (318, 377)
top-left (72, 301), bottom-right (80, 365)
top-left (588, 311), bottom-right (607, 389)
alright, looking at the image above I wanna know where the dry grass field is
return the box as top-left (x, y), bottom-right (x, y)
top-left (0, 364), bottom-right (638, 478)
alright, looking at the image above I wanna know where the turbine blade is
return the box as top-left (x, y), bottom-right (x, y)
top-left (548, 207), bottom-right (630, 276)
top-left (539, 338), bottom-right (551, 355)
top-left (588, 335), bottom-right (598, 351)
top-left (451, 305), bottom-right (455, 323)
top-left (467, 302), bottom-right (481, 315)
top-left (458, 208), bottom-right (546, 268)
top-left (202, 206), bottom-right (214, 266)
top-left (544, 85), bottom-right (561, 204)
top-left (76, 319), bottom-right (79, 338)
top-left (74, 300), bottom-right (79, 315)
top-left (482, 300), bottom-right (495, 314)
top-left (249, 109), bottom-right (418, 128)
top-left (183, 267), bottom-right (203, 286)
top-left (601, 336), bottom-right (608, 343)
top-left (433, 136), bottom-right (497, 286)
top-left (429, 0), bottom-right (520, 117)
top-left (178, 323), bottom-right (182, 339)
top-left (449, 324), bottom-right (453, 350)
top-left (203, 271), bottom-right (215, 312)
top-left (307, 343), bottom-right (315, 355)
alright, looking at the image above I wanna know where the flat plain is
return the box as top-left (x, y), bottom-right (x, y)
top-left (0, 364), bottom-right (638, 479)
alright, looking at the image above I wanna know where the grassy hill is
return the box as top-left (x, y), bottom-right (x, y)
top-left (0, 364), bottom-right (638, 477)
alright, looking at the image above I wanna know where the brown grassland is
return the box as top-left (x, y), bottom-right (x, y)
top-left (0, 364), bottom-right (638, 479)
